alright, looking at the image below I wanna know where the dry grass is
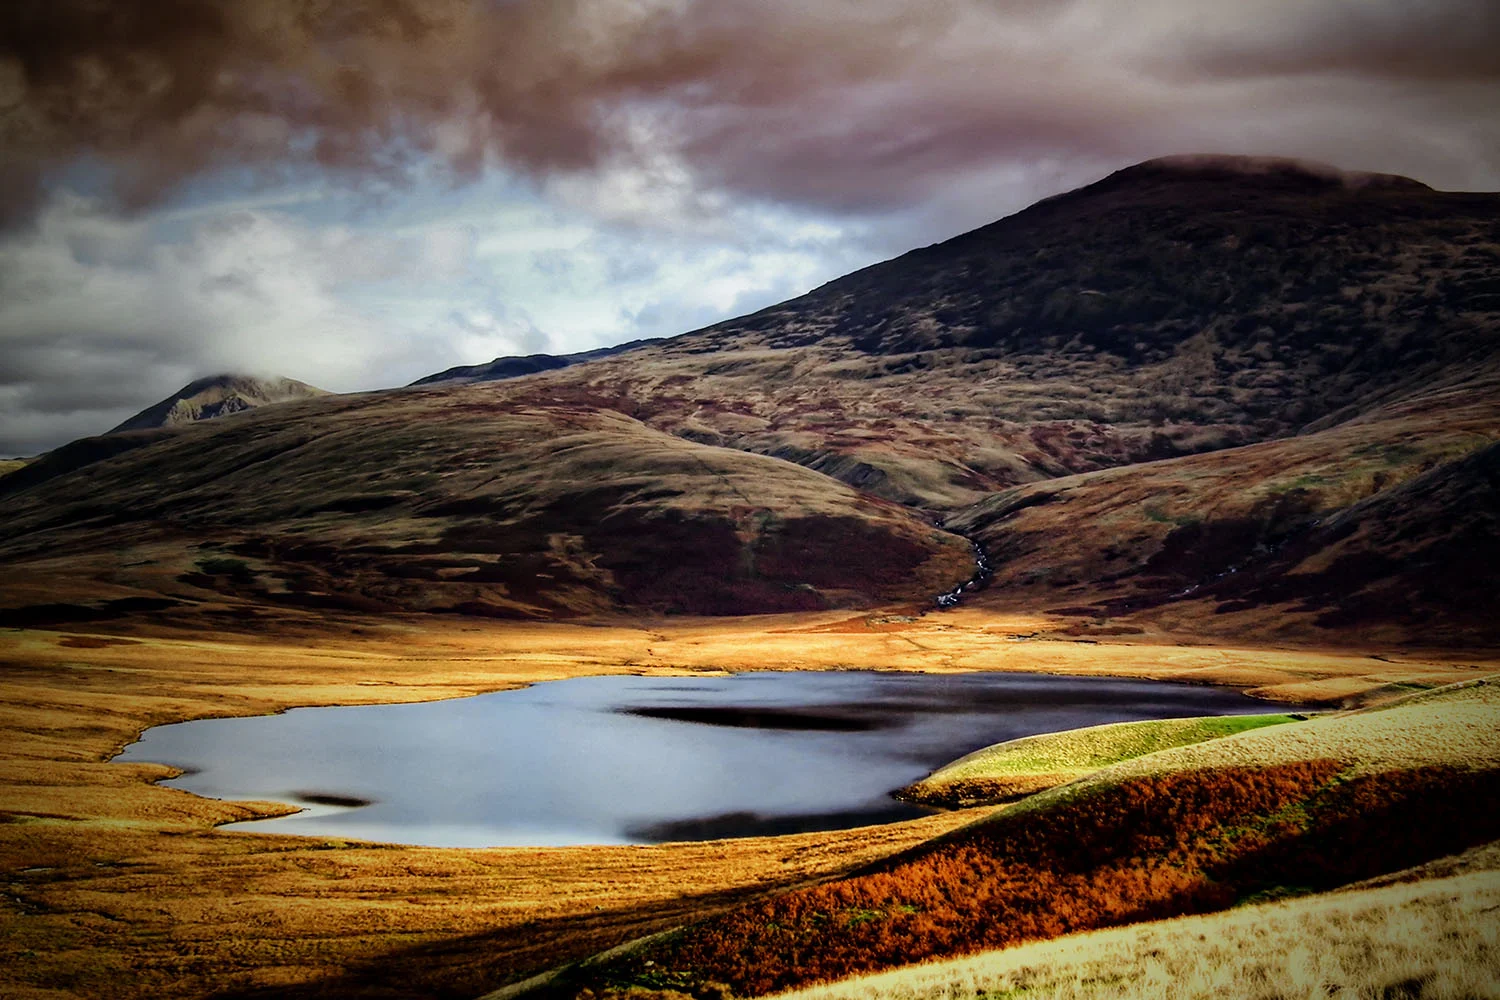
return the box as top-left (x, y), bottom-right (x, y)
top-left (900, 714), bottom-right (1300, 806)
top-left (0, 624), bottom-right (990, 1000)
top-left (1083, 680), bottom-right (1500, 782)
top-left (998, 679), bottom-right (1500, 833)
top-left (555, 679), bottom-right (1500, 997)
top-left (0, 622), bottom-right (1494, 998)
top-left (777, 866), bottom-right (1500, 1000)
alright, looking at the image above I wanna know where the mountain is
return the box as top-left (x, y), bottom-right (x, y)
top-left (109, 374), bottom-right (329, 433)
top-left (459, 155), bottom-right (1496, 509)
top-left (0, 393), bottom-right (973, 622)
top-left (1, 156), bottom-right (1496, 645)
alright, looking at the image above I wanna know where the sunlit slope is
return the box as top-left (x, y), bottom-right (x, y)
top-left (778, 862), bottom-right (1500, 1000)
top-left (898, 713), bottom-right (1301, 807)
top-left (109, 373), bottom-right (329, 433)
top-left (555, 679), bottom-right (1500, 997)
top-left (0, 388), bottom-right (974, 622)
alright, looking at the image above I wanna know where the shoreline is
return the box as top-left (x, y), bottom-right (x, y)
top-left (129, 666), bottom-right (1290, 849)
top-left (18, 614), bottom-right (1494, 837)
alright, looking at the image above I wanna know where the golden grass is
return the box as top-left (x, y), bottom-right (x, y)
top-left (987, 679), bottom-right (1500, 833)
top-left (776, 865), bottom-right (1500, 1000)
top-left (0, 621), bottom-right (1494, 998)
top-left (900, 713), bottom-right (1300, 805)
top-left (555, 681), bottom-right (1500, 997)
top-left (1094, 680), bottom-right (1500, 780)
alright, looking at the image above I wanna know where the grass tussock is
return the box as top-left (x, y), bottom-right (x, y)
top-left (899, 713), bottom-right (1301, 806)
top-left (590, 763), bottom-right (1500, 997)
top-left (777, 867), bottom-right (1500, 1000)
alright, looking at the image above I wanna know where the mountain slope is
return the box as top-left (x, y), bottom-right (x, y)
top-left (947, 369), bottom-right (1500, 646)
top-left (109, 374), bottom-right (328, 433)
top-left (0, 386), bottom-right (974, 623)
top-left (446, 156), bottom-right (1499, 509)
top-left (1, 155), bottom-right (1496, 642)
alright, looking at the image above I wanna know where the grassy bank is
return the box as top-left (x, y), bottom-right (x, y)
top-left (561, 680), bottom-right (1500, 998)
top-left (898, 713), bottom-right (1303, 807)
top-left (778, 863), bottom-right (1500, 1000)
top-left (0, 622), bottom-right (1493, 999)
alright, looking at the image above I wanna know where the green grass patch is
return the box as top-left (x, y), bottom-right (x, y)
top-left (922, 713), bottom-right (1302, 785)
top-left (1142, 503), bottom-right (1201, 527)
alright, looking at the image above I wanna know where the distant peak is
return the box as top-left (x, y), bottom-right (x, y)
top-left (1118, 154), bottom-right (1431, 191)
top-left (182, 372), bottom-right (305, 391)
top-left (108, 373), bottom-right (327, 434)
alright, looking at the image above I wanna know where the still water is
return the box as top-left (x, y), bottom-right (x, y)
top-left (115, 670), bottom-right (1276, 847)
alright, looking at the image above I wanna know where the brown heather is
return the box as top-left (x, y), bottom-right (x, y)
top-left (593, 762), bottom-right (1500, 996)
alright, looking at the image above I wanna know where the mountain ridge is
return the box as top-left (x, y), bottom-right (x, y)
top-left (411, 338), bottom-right (663, 387)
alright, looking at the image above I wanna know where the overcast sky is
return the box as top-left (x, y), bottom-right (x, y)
top-left (2, 0), bottom-right (1498, 456)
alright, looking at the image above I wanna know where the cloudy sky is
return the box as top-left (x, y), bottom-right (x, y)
top-left (2, 0), bottom-right (1498, 456)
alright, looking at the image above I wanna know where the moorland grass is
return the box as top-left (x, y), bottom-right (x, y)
top-left (573, 682), bottom-right (1500, 997)
top-left (899, 713), bottom-right (1301, 806)
top-left (776, 865), bottom-right (1500, 1000)
top-left (582, 763), bottom-right (1500, 996)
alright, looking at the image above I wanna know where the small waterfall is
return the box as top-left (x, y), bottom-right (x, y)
top-left (935, 537), bottom-right (992, 609)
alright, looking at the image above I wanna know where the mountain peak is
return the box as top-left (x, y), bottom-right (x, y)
top-left (1112, 154), bottom-right (1431, 192)
top-left (110, 373), bottom-right (328, 433)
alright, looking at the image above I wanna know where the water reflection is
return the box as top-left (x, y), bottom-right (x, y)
top-left (115, 670), bottom-right (1277, 847)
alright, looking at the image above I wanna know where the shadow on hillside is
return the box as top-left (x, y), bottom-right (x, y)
top-left (205, 881), bottom-right (757, 1000)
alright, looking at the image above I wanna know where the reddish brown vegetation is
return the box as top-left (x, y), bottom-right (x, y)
top-left (590, 762), bottom-right (1500, 996)
top-left (1215, 766), bottom-right (1500, 894)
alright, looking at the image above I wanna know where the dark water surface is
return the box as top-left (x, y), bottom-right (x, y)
top-left (115, 670), bottom-right (1276, 847)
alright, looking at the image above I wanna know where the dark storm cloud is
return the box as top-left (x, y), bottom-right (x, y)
top-left (1166, 1), bottom-right (1500, 82)
top-left (2, 0), bottom-right (1498, 230)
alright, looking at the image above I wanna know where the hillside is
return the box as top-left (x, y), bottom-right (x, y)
top-left (0, 155), bottom-right (1496, 644)
top-left (0, 391), bottom-right (974, 624)
top-left (476, 155), bottom-right (1500, 509)
top-left (109, 373), bottom-right (329, 433)
top-left (546, 679), bottom-right (1500, 998)
top-left (948, 372), bottom-right (1500, 646)
top-left (778, 863), bottom-right (1500, 1000)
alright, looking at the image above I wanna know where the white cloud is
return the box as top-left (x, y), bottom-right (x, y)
top-left (0, 179), bottom-right (878, 455)
top-left (0, 194), bottom-right (452, 453)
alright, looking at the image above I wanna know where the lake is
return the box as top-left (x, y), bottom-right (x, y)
top-left (115, 670), bottom-right (1279, 847)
